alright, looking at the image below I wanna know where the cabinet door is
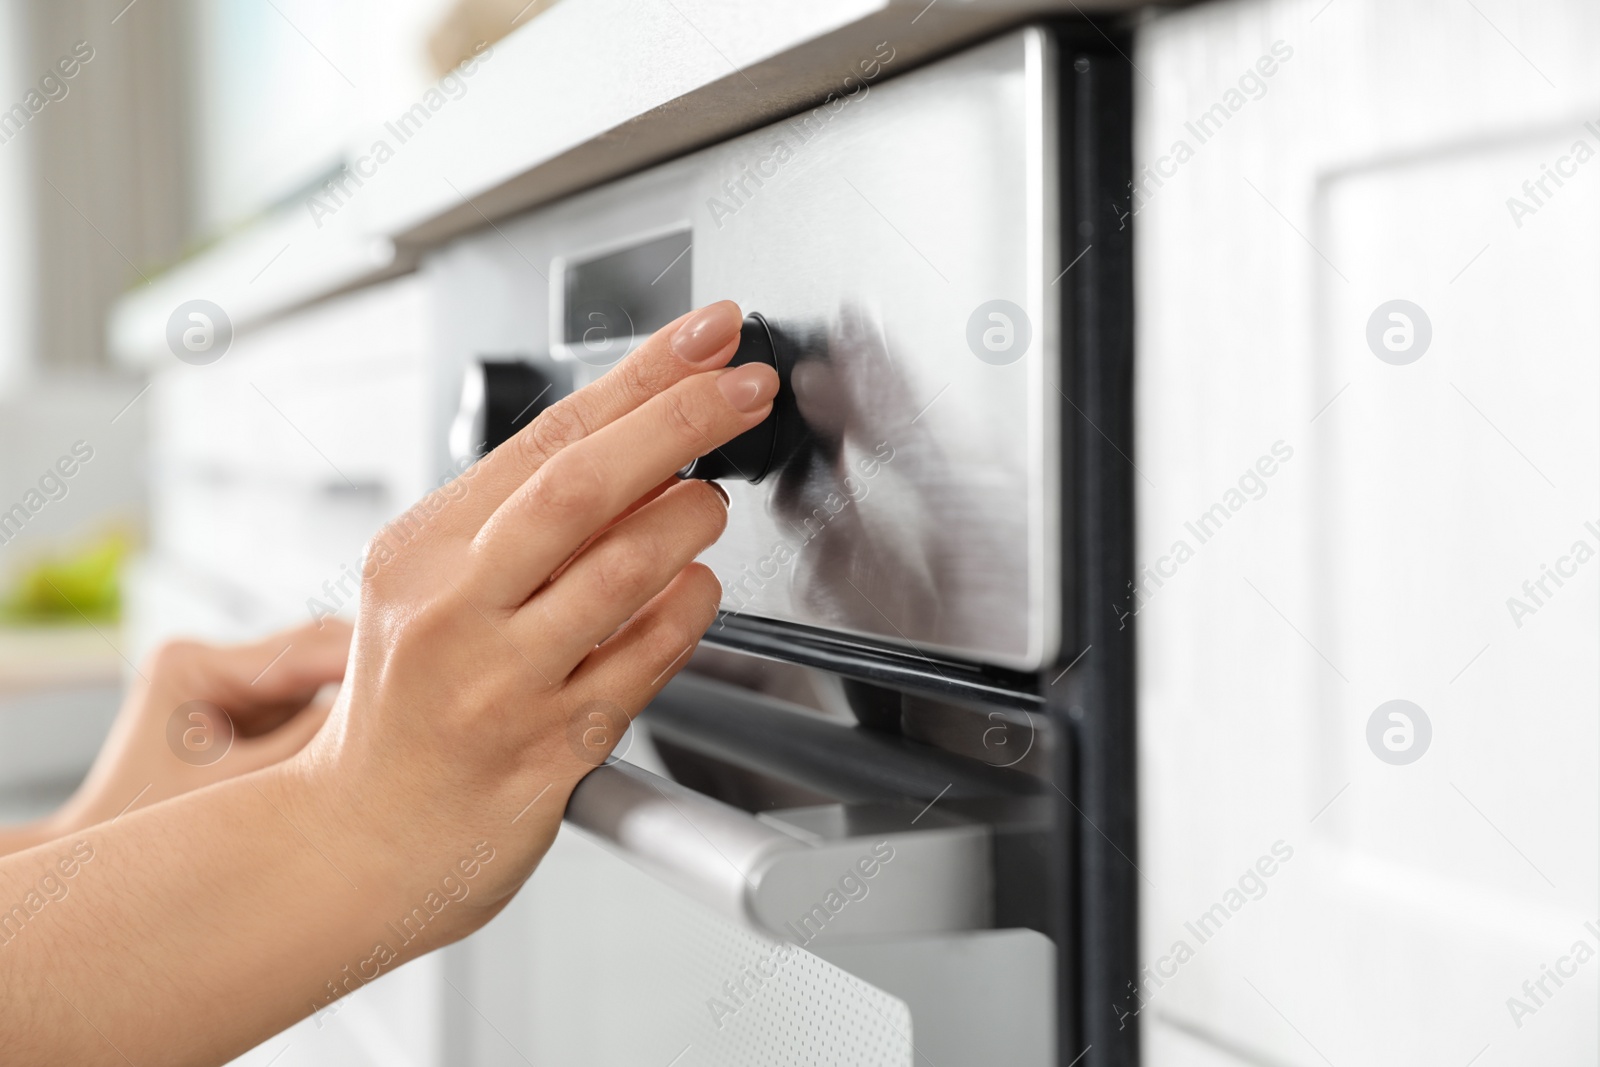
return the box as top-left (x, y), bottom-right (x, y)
top-left (227, 956), bottom-right (444, 1067)
top-left (1135, 2), bottom-right (1598, 1065)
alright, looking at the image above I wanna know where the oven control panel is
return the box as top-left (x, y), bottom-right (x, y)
top-left (431, 29), bottom-right (1062, 672)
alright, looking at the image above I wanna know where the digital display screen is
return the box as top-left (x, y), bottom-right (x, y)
top-left (562, 230), bottom-right (693, 354)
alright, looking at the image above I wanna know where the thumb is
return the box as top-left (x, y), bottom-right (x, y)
top-left (243, 690), bottom-right (335, 766)
top-left (209, 619), bottom-right (354, 712)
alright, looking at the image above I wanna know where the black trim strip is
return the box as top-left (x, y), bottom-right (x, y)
top-left (703, 612), bottom-right (1045, 712)
top-left (1051, 20), bottom-right (1139, 1067)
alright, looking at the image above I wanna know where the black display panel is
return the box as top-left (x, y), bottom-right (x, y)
top-left (562, 229), bottom-right (693, 353)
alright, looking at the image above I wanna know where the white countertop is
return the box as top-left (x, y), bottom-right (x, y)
top-left (109, 0), bottom-right (1148, 367)
top-left (0, 625), bottom-right (125, 695)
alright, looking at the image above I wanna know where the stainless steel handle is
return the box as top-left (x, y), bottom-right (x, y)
top-left (565, 760), bottom-right (993, 946)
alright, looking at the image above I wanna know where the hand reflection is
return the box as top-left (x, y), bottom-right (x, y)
top-left (763, 303), bottom-right (949, 645)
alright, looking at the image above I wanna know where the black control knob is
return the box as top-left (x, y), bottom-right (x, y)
top-left (449, 357), bottom-right (565, 465)
top-left (685, 313), bottom-right (782, 483)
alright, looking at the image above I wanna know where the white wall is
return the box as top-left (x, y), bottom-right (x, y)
top-left (0, 0), bottom-right (37, 396)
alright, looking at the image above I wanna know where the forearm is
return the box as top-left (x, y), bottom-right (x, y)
top-left (0, 764), bottom-right (426, 1066)
top-left (0, 817), bottom-right (67, 858)
top-left (0, 795), bottom-right (108, 858)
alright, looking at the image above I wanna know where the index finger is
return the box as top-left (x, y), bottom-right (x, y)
top-left (467, 361), bottom-right (777, 609)
top-left (449, 300), bottom-right (745, 529)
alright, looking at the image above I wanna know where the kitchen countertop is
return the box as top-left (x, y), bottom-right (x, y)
top-left (109, 0), bottom-right (1150, 366)
top-left (0, 625), bottom-right (126, 695)
top-left (0, 628), bottom-right (124, 818)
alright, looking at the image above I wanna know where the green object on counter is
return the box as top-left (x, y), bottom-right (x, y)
top-left (1, 532), bottom-right (128, 623)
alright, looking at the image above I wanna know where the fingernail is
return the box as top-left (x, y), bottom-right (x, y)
top-left (705, 480), bottom-right (730, 507)
top-left (672, 302), bottom-right (742, 364)
top-left (717, 364), bottom-right (779, 413)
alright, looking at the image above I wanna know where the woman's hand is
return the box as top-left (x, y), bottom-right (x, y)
top-left (282, 298), bottom-right (770, 941)
top-left (0, 300), bottom-right (770, 1066)
top-left (28, 620), bottom-right (352, 844)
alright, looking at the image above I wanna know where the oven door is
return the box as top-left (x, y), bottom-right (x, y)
top-left (444, 668), bottom-right (1062, 1067)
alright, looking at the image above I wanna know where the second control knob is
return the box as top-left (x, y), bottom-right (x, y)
top-left (685, 313), bottom-right (782, 483)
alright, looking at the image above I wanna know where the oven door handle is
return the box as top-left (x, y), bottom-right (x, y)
top-left (565, 760), bottom-right (994, 944)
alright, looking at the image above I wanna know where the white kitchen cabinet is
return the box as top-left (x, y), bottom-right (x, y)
top-left (129, 275), bottom-right (439, 661)
top-left (1135, 1), bottom-right (1598, 1064)
top-left (127, 274), bottom-right (448, 1067)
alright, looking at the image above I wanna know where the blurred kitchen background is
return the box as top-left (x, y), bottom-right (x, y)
top-left (0, 0), bottom-right (486, 826)
top-left (0, 1), bottom-right (1595, 1065)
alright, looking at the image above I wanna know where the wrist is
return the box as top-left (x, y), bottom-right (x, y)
top-left (255, 755), bottom-right (394, 897)
top-left (258, 752), bottom-right (489, 954)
